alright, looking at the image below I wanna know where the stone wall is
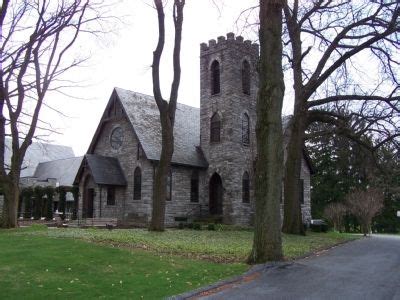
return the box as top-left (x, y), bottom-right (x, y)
top-left (164, 166), bottom-right (205, 226)
top-left (300, 158), bottom-right (312, 224)
top-left (78, 97), bottom-right (154, 226)
top-left (199, 33), bottom-right (259, 225)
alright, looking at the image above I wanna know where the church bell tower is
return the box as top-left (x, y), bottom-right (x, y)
top-left (199, 32), bottom-right (259, 224)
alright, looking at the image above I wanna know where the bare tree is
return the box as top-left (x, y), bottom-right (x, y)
top-left (238, 0), bottom-right (399, 235)
top-left (0, 0), bottom-right (111, 228)
top-left (346, 188), bottom-right (384, 236)
top-left (149, 0), bottom-right (185, 231)
top-left (323, 202), bottom-right (347, 232)
top-left (248, 0), bottom-right (284, 263)
top-left (280, 1), bottom-right (400, 234)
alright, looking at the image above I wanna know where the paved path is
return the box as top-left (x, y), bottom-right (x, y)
top-left (199, 235), bottom-right (400, 300)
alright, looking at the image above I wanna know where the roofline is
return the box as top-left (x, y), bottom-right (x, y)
top-left (5, 137), bottom-right (75, 150)
top-left (86, 89), bottom-right (119, 154)
top-left (36, 156), bottom-right (83, 165)
top-left (74, 154), bottom-right (128, 186)
top-left (85, 88), bottom-right (150, 161)
top-left (149, 159), bottom-right (208, 169)
top-left (114, 87), bottom-right (200, 110)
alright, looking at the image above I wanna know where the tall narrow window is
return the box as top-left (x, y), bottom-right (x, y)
top-left (166, 169), bottom-right (172, 201)
top-left (242, 172), bottom-right (250, 203)
top-left (211, 60), bottom-right (220, 95)
top-left (107, 186), bottom-right (116, 205)
top-left (242, 113), bottom-right (250, 146)
top-left (190, 171), bottom-right (199, 203)
top-left (299, 179), bottom-right (304, 204)
top-left (210, 113), bottom-right (221, 143)
top-left (136, 144), bottom-right (140, 160)
top-left (133, 167), bottom-right (141, 200)
top-left (242, 60), bottom-right (251, 95)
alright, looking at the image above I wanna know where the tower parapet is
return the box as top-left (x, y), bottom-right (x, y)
top-left (200, 32), bottom-right (259, 57)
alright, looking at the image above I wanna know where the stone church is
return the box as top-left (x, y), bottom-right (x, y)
top-left (74, 33), bottom-right (313, 227)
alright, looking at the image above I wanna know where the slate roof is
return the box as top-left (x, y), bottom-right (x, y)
top-left (4, 139), bottom-right (75, 177)
top-left (114, 87), bottom-right (207, 168)
top-left (34, 156), bottom-right (83, 187)
top-left (81, 154), bottom-right (127, 186)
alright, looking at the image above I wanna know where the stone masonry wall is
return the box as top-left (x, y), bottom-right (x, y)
top-left (80, 96), bottom-right (208, 227)
top-left (199, 33), bottom-right (312, 226)
top-left (200, 33), bottom-right (258, 225)
top-left (300, 158), bottom-right (312, 223)
top-left (87, 98), bottom-right (153, 226)
top-left (164, 166), bottom-right (206, 226)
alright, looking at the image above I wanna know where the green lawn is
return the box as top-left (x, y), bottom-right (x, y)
top-left (0, 229), bottom-right (246, 299)
top-left (0, 226), bottom-right (358, 299)
top-left (18, 226), bottom-right (357, 262)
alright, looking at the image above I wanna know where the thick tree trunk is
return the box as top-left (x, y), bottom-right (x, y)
top-left (248, 0), bottom-right (284, 263)
top-left (150, 114), bottom-right (174, 231)
top-left (281, 2), bottom-right (307, 236)
top-left (1, 182), bottom-right (19, 228)
top-left (282, 112), bottom-right (306, 235)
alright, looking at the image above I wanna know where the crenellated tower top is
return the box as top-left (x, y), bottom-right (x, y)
top-left (200, 32), bottom-right (259, 57)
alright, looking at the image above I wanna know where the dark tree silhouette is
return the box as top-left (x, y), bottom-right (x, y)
top-left (248, 0), bottom-right (284, 263)
top-left (149, 0), bottom-right (185, 231)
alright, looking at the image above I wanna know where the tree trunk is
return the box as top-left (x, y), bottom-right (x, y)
top-left (282, 113), bottom-right (306, 235)
top-left (1, 182), bottom-right (19, 228)
top-left (149, 0), bottom-right (184, 231)
top-left (150, 114), bottom-right (174, 231)
top-left (248, 0), bottom-right (284, 264)
top-left (362, 221), bottom-right (369, 236)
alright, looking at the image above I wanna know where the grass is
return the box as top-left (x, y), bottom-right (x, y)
top-left (0, 228), bottom-right (246, 299)
top-left (16, 225), bottom-right (358, 262)
top-left (0, 226), bottom-right (358, 299)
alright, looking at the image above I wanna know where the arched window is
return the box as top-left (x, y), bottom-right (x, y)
top-left (133, 167), bottom-right (141, 200)
top-left (211, 60), bottom-right (220, 95)
top-left (166, 169), bottom-right (172, 201)
top-left (190, 170), bottom-right (199, 203)
top-left (242, 113), bottom-right (250, 146)
top-left (242, 60), bottom-right (251, 95)
top-left (107, 186), bottom-right (115, 205)
top-left (210, 113), bottom-right (221, 143)
top-left (242, 172), bottom-right (250, 203)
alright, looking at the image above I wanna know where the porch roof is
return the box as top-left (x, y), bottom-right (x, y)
top-left (75, 154), bottom-right (127, 186)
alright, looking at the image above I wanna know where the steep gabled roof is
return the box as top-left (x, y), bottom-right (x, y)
top-left (34, 156), bottom-right (83, 187)
top-left (74, 154), bottom-right (127, 186)
top-left (88, 87), bottom-right (207, 168)
top-left (4, 139), bottom-right (75, 177)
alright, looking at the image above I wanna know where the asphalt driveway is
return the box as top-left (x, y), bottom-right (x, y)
top-left (195, 235), bottom-right (400, 300)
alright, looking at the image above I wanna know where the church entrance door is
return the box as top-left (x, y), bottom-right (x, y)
top-left (82, 174), bottom-right (95, 218)
top-left (84, 188), bottom-right (94, 218)
top-left (209, 173), bottom-right (223, 215)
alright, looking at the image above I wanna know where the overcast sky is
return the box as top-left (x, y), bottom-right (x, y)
top-left (41, 0), bottom-right (268, 156)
